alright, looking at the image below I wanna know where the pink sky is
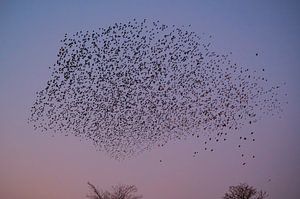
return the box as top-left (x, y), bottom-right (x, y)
top-left (0, 1), bottom-right (299, 199)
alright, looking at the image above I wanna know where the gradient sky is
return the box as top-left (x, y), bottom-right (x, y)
top-left (1, 1), bottom-right (300, 199)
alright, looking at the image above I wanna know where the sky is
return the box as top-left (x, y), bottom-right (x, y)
top-left (0, 0), bottom-right (300, 199)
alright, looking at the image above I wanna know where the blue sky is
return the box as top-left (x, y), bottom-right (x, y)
top-left (0, 1), bottom-right (300, 198)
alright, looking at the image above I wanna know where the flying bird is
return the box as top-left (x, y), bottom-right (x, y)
top-left (29, 19), bottom-right (285, 160)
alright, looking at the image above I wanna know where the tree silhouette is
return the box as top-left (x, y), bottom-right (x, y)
top-left (87, 182), bottom-right (142, 199)
top-left (223, 183), bottom-right (268, 199)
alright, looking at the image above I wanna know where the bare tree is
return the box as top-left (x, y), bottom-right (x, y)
top-left (87, 182), bottom-right (110, 199)
top-left (223, 183), bottom-right (268, 199)
top-left (87, 182), bottom-right (142, 199)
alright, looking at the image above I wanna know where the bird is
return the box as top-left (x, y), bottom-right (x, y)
top-left (28, 18), bottom-right (285, 160)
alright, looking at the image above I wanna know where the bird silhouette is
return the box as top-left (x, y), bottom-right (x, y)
top-left (29, 19), bottom-right (285, 161)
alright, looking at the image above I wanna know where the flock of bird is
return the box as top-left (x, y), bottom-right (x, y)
top-left (29, 19), bottom-right (285, 161)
